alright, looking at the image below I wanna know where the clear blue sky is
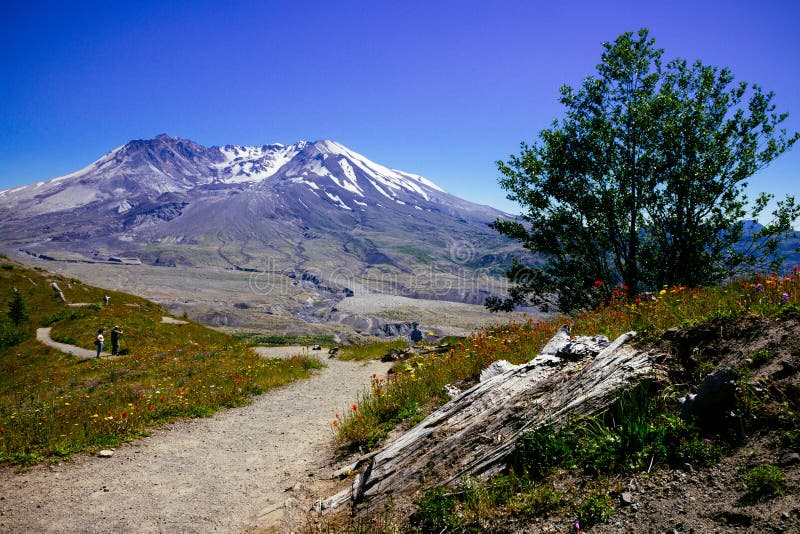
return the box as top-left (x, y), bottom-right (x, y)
top-left (1, 0), bottom-right (798, 214)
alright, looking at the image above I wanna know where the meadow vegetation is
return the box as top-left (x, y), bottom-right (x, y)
top-left (337, 339), bottom-right (409, 362)
top-left (234, 332), bottom-right (337, 347)
top-left (332, 268), bottom-right (800, 531)
top-left (0, 259), bottom-right (321, 466)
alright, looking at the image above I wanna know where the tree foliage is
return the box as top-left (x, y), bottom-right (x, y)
top-left (8, 290), bottom-right (29, 326)
top-left (488, 29), bottom-right (799, 313)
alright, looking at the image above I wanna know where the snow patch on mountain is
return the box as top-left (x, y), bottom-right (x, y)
top-left (289, 178), bottom-right (320, 190)
top-left (313, 140), bottom-right (445, 199)
top-left (216, 143), bottom-right (300, 184)
top-left (0, 135), bottom-right (456, 222)
top-left (325, 192), bottom-right (352, 211)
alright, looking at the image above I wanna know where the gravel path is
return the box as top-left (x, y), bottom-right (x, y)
top-left (0, 355), bottom-right (391, 533)
top-left (36, 327), bottom-right (110, 359)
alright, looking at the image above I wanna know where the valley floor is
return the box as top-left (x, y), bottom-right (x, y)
top-left (0, 354), bottom-right (390, 533)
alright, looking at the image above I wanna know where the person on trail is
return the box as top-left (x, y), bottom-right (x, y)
top-left (110, 325), bottom-right (123, 356)
top-left (95, 328), bottom-right (104, 358)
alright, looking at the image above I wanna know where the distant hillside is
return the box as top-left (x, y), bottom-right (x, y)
top-left (735, 220), bottom-right (800, 271)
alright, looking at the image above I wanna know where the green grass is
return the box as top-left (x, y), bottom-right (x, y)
top-left (0, 260), bottom-right (323, 465)
top-left (332, 269), bottom-right (800, 529)
top-left (337, 271), bottom-right (800, 450)
top-left (233, 333), bottom-right (336, 347)
top-left (394, 245), bottom-right (434, 265)
top-left (743, 464), bottom-right (786, 501)
top-left (337, 339), bottom-right (409, 361)
top-left (576, 487), bottom-right (615, 528)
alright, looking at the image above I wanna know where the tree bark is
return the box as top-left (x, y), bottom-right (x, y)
top-left (319, 327), bottom-right (661, 512)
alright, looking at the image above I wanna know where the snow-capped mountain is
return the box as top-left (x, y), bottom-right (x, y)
top-left (0, 135), bottom-right (455, 214)
top-left (0, 135), bottom-right (516, 302)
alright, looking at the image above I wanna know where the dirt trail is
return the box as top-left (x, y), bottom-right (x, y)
top-left (36, 327), bottom-right (110, 359)
top-left (0, 353), bottom-right (391, 533)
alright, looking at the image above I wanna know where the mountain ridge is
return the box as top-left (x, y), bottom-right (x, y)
top-left (0, 135), bottom-right (519, 308)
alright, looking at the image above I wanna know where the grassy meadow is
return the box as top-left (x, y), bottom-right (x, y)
top-left (329, 269), bottom-right (800, 532)
top-left (336, 268), bottom-right (800, 449)
top-left (0, 259), bottom-right (321, 466)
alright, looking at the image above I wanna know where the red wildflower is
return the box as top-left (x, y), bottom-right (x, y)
top-left (593, 280), bottom-right (603, 288)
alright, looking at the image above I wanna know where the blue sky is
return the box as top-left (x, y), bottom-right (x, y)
top-left (1, 0), bottom-right (798, 214)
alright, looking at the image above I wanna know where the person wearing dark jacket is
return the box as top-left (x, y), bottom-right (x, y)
top-left (110, 325), bottom-right (123, 356)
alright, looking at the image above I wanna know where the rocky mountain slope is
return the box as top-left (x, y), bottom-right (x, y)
top-left (0, 135), bottom-right (519, 305)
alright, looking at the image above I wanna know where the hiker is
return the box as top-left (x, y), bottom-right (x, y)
top-left (110, 325), bottom-right (123, 356)
top-left (103, 295), bottom-right (110, 306)
top-left (95, 328), bottom-right (104, 358)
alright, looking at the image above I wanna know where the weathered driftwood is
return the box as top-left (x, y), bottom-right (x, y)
top-left (51, 281), bottom-right (66, 303)
top-left (319, 327), bottom-right (660, 511)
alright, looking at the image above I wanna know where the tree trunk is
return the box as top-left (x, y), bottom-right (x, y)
top-left (318, 327), bottom-right (661, 512)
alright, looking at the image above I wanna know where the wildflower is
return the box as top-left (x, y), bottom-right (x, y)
top-left (782, 292), bottom-right (790, 302)
top-left (593, 280), bottom-right (603, 288)
top-left (574, 520), bottom-right (581, 531)
top-left (612, 289), bottom-right (620, 296)
top-left (755, 283), bottom-right (763, 292)
top-left (659, 289), bottom-right (667, 296)
top-left (351, 404), bottom-right (358, 411)
top-left (332, 419), bottom-right (338, 426)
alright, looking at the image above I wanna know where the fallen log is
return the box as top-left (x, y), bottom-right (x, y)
top-left (320, 327), bottom-right (661, 512)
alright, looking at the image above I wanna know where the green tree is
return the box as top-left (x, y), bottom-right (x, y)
top-left (488, 29), bottom-right (799, 313)
top-left (8, 291), bottom-right (29, 326)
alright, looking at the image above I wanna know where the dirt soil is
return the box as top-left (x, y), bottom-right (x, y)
top-left (485, 315), bottom-right (800, 533)
top-left (0, 352), bottom-right (391, 534)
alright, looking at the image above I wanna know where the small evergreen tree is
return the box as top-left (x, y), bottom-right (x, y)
top-left (8, 291), bottom-right (29, 326)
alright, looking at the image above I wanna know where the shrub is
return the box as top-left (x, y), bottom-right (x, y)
top-left (743, 465), bottom-right (786, 501)
top-left (675, 438), bottom-right (721, 468)
top-left (412, 487), bottom-right (461, 532)
top-left (0, 319), bottom-right (27, 348)
top-left (511, 483), bottom-right (565, 517)
top-left (750, 348), bottom-right (775, 367)
top-left (511, 425), bottom-right (573, 478)
top-left (576, 489), bottom-right (615, 528)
